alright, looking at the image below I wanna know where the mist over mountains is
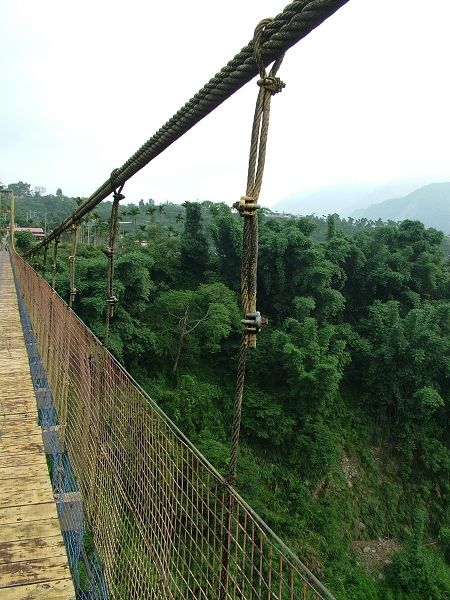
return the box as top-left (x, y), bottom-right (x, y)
top-left (352, 182), bottom-right (450, 233)
top-left (273, 178), bottom-right (450, 234)
top-left (274, 180), bottom-right (420, 217)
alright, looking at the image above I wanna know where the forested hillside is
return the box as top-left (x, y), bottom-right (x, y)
top-left (9, 190), bottom-right (450, 599)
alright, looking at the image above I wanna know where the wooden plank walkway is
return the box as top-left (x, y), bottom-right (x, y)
top-left (0, 250), bottom-right (75, 599)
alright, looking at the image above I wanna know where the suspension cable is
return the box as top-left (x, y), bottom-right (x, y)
top-left (51, 236), bottom-right (60, 291)
top-left (42, 242), bottom-right (49, 275)
top-left (68, 223), bottom-right (79, 308)
top-left (23, 0), bottom-right (349, 258)
top-left (220, 20), bottom-right (285, 599)
top-left (229, 17), bottom-right (284, 488)
top-left (103, 172), bottom-right (125, 348)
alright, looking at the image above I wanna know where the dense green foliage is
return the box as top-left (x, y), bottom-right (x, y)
top-left (20, 189), bottom-right (450, 598)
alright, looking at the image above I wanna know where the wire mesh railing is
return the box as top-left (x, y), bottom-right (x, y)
top-left (10, 249), bottom-right (335, 600)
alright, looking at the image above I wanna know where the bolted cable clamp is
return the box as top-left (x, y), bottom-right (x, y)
top-left (232, 195), bottom-right (260, 217)
top-left (107, 295), bottom-right (118, 307)
top-left (241, 311), bottom-right (268, 335)
top-left (107, 295), bottom-right (118, 318)
top-left (102, 246), bottom-right (114, 258)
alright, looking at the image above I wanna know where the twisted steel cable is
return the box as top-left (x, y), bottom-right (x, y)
top-left (24, 0), bottom-right (349, 257)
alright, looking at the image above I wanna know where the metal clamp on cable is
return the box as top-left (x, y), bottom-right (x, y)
top-left (241, 311), bottom-right (268, 334)
top-left (107, 295), bottom-right (118, 317)
top-left (102, 246), bottom-right (114, 258)
top-left (232, 195), bottom-right (259, 217)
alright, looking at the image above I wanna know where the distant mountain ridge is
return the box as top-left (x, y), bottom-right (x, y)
top-left (352, 182), bottom-right (450, 234)
top-left (272, 177), bottom-right (440, 218)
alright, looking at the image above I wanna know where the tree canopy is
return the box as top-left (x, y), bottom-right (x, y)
top-left (28, 197), bottom-right (450, 599)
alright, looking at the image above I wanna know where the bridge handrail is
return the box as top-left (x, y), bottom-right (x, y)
top-left (11, 247), bottom-right (337, 599)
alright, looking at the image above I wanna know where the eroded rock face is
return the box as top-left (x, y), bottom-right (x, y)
top-left (341, 453), bottom-right (359, 488)
top-left (353, 538), bottom-right (400, 575)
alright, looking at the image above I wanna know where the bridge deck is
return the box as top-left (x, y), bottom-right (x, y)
top-left (0, 250), bottom-right (75, 599)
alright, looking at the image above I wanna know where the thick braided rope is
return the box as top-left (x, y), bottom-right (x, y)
top-left (220, 20), bottom-right (285, 600)
top-left (103, 175), bottom-right (124, 348)
top-left (42, 243), bottom-right (49, 275)
top-left (68, 223), bottom-right (78, 308)
top-left (229, 19), bottom-right (285, 486)
top-left (51, 236), bottom-right (60, 291)
top-left (24, 0), bottom-right (349, 258)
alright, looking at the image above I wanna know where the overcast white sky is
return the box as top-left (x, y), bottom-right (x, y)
top-left (2, 0), bottom-right (450, 207)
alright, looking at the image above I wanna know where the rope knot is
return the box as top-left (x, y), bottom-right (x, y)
top-left (232, 195), bottom-right (259, 217)
top-left (257, 76), bottom-right (285, 95)
top-left (110, 168), bottom-right (125, 199)
top-left (68, 255), bottom-right (75, 263)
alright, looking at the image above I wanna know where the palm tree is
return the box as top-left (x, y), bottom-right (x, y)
top-left (146, 205), bottom-right (156, 224)
top-left (128, 205), bottom-right (140, 225)
top-left (157, 204), bottom-right (165, 223)
top-left (94, 219), bottom-right (110, 246)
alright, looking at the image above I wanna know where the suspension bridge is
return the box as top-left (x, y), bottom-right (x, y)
top-left (0, 2), bottom-right (348, 598)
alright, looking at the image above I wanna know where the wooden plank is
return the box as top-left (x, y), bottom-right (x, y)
top-left (0, 435), bottom-right (44, 459)
top-left (0, 404), bottom-right (38, 418)
top-left (0, 464), bottom-right (51, 482)
top-left (0, 578), bottom-right (75, 600)
top-left (0, 393), bottom-right (37, 400)
top-left (0, 398), bottom-right (37, 410)
top-left (0, 486), bottom-right (54, 510)
top-left (2, 412), bottom-right (38, 423)
top-left (0, 503), bottom-right (58, 527)
top-left (0, 422), bottom-right (42, 439)
top-left (0, 556), bottom-right (71, 588)
top-left (0, 355), bottom-right (27, 362)
top-left (0, 391), bottom-right (36, 403)
top-left (0, 357), bottom-right (29, 364)
top-left (0, 453), bottom-right (48, 469)
top-left (0, 253), bottom-right (74, 598)
top-left (0, 364), bottom-right (34, 371)
top-left (0, 519), bottom-right (61, 544)
top-left (0, 535), bottom-right (66, 565)
top-left (0, 373), bottom-right (35, 382)
top-left (0, 379), bottom-right (35, 388)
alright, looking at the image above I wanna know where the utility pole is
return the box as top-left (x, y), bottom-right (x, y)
top-left (7, 190), bottom-right (15, 250)
top-left (0, 191), bottom-right (2, 250)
